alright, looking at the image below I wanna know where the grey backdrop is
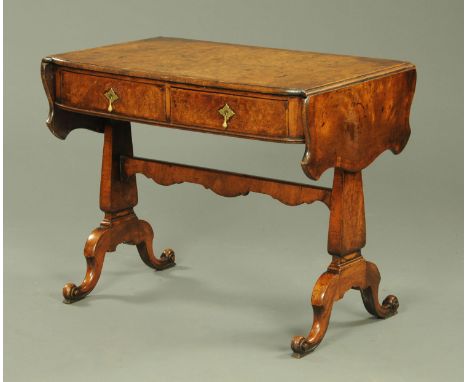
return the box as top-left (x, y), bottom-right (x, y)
top-left (4, 0), bottom-right (463, 381)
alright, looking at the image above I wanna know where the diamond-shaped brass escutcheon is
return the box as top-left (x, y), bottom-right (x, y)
top-left (218, 103), bottom-right (235, 129)
top-left (104, 88), bottom-right (119, 112)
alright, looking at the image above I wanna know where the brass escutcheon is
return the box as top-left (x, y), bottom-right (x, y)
top-left (218, 103), bottom-right (235, 129)
top-left (104, 88), bottom-right (119, 112)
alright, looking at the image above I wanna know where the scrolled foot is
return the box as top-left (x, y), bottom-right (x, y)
top-left (361, 261), bottom-right (399, 319)
top-left (61, 227), bottom-right (109, 304)
top-left (63, 283), bottom-right (86, 304)
top-left (361, 290), bottom-right (399, 319)
top-left (137, 242), bottom-right (176, 271)
top-left (381, 294), bottom-right (399, 316)
top-left (152, 248), bottom-right (176, 270)
top-left (160, 248), bottom-right (176, 265)
top-left (383, 294), bottom-right (399, 311)
top-left (136, 220), bottom-right (176, 271)
top-left (291, 272), bottom-right (337, 358)
top-left (291, 336), bottom-right (320, 358)
top-left (148, 248), bottom-right (176, 270)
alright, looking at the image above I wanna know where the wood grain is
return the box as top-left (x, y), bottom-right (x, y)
top-left (121, 156), bottom-right (332, 208)
top-left (63, 209), bottom-right (175, 303)
top-left (327, 168), bottom-right (366, 256)
top-left (291, 253), bottom-right (399, 358)
top-left (42, 37), bottom-right (414, 356)
top-left (59, 70), bottom-right (166, 122)
top-left (41, 58), bottom-right (104, 139)
top-left (302, 69), bottom-right (417, 180)
top-left (46, 37), bottom-right (414, 96)
top-left (42, 38), bottom-right (416, 174)
top-left (291, 169), bottom-right (398, 357)
top-left (63, 123), bottom-right (174, 303)
top-left (99, 120), bottom-right (138, 213)
top-left (171, 87), bottom-right (288, 139)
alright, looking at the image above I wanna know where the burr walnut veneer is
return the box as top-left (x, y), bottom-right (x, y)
top-left (41, 37), bottom-right (416, 357)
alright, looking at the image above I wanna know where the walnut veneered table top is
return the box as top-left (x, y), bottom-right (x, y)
top-left (46, 36), bottom-right (414, 96)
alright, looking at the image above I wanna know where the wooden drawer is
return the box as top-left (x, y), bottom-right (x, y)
top-left (58, 70), bottom-right (166, 121)
top-left (170, 88), bottom-right (289, 139)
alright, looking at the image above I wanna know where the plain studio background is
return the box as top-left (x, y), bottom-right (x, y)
top-left (4, 0), bottom-right (462, 381)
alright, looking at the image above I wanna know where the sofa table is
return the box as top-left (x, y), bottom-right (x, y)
top-left (41, 37), bottom-right (416, 357)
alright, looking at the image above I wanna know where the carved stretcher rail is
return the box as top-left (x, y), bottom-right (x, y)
top-left (121, 156), bottom-right (332, 208)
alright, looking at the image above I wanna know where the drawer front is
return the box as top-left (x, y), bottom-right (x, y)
top-left (59, 70), bottom-right (166, 121)
top-left (171, 88), bottom-right (288, 138)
